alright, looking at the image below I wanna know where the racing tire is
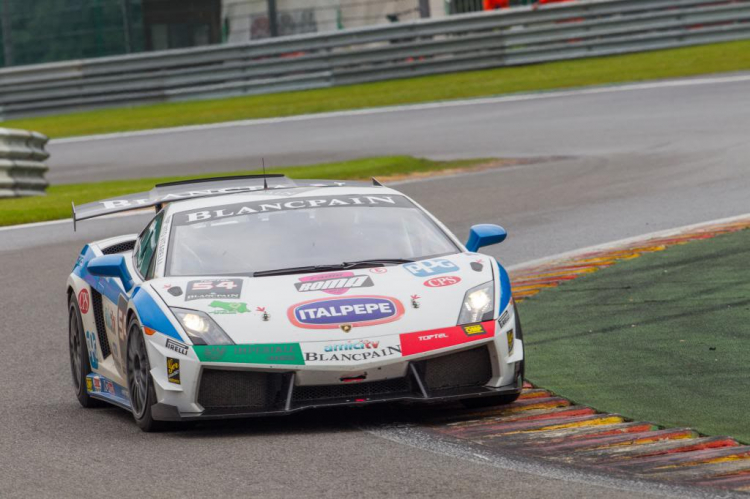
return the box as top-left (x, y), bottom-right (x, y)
top-left (126, 317), bottom-right (167, 432)
top-left (68, 293), bottom-right (105, 408)
top-left (460, 304), bottom-right (525, 409)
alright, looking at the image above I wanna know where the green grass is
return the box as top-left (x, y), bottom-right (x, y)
top-left (5, 40), bottom-right (750, 139)
top-left (518, 228), bottom-right (750, 443)
top-left (0, 155), bottom-right (487, 227)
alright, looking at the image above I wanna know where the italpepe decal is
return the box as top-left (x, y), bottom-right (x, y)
top-left (288, 296), bottom-right (405, 329)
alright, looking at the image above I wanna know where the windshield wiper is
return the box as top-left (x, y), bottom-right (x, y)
top-left (253, 259), bottom-right (414, 277)
top-left (253, 264), bottom-right (347, 277)
top-left (341, 258), bottom-right (414, 268)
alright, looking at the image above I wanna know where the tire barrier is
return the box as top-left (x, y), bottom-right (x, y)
top-left (0, 128), bottom-right (50, 198)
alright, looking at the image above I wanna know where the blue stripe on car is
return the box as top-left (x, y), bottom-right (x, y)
top-left (132, 287), bottom-right (183, 341)
top-left (73, 245), bottom-right (126, 304)
top-left (495, 259), bottom-right (512, 314)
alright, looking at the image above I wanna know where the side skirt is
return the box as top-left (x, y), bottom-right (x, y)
top-left (86, 373), bottom-right (132, 411)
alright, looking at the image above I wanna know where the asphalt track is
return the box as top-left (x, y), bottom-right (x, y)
top-left (3, 74), bottom-right (750, 498)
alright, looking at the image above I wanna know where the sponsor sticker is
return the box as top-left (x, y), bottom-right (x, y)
top-left (305, 345), bottom-right (402, 363)
top-left (295, 272), bottom-right (373, 295)
top-left (462, 323), bottom-right (487, 336)
top-left (116, 295), bottom-right (129, 373)
top-left (497, 309), bottom-right (511, 329)
top-left (166, 338), bottom-right (189, 356)
top-left (423, 276), bottom-right (462, 288)
top-left (326, 339), bottom-right (380, 352)
top-left (104, 380), bottom-right (116, 396)
top-left (400, 321), bottom-right (495, 356)
top-left (86, 378), bottom-right (93, 392)
top-left (93, 377), bottom-right (101, 391)
top-left (193, 344), bottom-right (305, 365)
top-left (185, 279), bottom-right (242, 301)
top-left (369, 267), bottom-right (387, 274)
top-left (208, 300), bottom-right (250, 314)
top-left (404, 259), bottom-right (459, 277)
top-left (507, 329), bottom-right (514, 354)
top-left (84, 330), bottom-right (99, 369)
top-left (288, 296), bottom-right (404, 329)
top-left (175, 195), bottom-right (412, 225)
top-left (167, 358), bottom-right (181, 384)
top-left (78, 289), bottom-right (90, 314)
top-left (302, 337), bottom-right (402, 363)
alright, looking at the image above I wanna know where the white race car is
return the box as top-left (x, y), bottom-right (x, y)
top-left (68, 175), bottom-right (524, 431)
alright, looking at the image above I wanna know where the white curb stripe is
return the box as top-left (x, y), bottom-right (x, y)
top-left (507, 212), bottom-right (750, 272)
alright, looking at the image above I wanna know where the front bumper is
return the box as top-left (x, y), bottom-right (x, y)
top-left (151, 373), bottom-right (522, 421)
top-left (144, 316), bottom-right (523, 421)
top-left (151, 342), bottom-right (523, 421)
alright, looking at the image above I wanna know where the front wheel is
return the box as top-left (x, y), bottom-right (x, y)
top-left (68, 293), bottom-right (104, 408)
top-left (126, 317), bottom-right (166, 432)
top-left (461, 304), bottom-right (526, 409)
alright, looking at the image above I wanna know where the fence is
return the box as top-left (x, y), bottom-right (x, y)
top-left (0, 128), bottom-right (49, 197)
top-left (1, 0), bottom-right (749, 120)
top-left (0, 0), bottom-right (425, 68)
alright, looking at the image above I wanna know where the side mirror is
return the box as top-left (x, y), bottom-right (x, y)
top-left (465, 224), bottom-right (507, 252)
top-left (87, 255), bottom-right (134, 292)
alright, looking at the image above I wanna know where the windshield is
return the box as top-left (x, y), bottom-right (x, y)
top-left (167, 194), bottom-right (459, 276)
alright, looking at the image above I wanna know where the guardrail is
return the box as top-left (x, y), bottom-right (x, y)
top-left (1, 0), bottom-right (749, 120)
top-left (0, 128), bottom-right (50, 197)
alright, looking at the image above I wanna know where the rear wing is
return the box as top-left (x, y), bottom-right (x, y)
top-left (71, 174), bottom-right (377, 230)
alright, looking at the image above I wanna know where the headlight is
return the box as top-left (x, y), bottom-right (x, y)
top-left (457, 281), bottom-right (494, 325)
top-left (171, 308), bottom-right (234, 345)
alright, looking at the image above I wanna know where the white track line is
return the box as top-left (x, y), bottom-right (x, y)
top-left (507, 212), bottom-right (750, 273)
top-left (51, 73), bottom-right (750, 145)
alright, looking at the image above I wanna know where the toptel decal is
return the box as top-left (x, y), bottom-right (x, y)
top-left (404, 259), bottom-right (459, 277)
top-left (288, 296), bottom-right (404, 329)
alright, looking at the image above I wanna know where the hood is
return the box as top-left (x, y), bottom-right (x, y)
top-left (151, 253), bottom-right (495, 345)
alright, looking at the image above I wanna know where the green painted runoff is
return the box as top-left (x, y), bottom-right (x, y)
top-left (519, 228), bottom-right (750, 443)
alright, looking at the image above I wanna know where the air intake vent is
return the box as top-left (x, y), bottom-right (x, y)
top-left (91, 290), bottom-right (111, 358)
top-left (101, 241), bottom-right (135, 255)
top-left (292, 377), bottom-right (411, 403)
top-left (420, 346), bottom-right (492, 392)
top-left (197, 369), bottom-right (286, 413)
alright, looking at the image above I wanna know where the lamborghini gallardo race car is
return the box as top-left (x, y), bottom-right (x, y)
top-left (67, 175), bottom-right (524, 431)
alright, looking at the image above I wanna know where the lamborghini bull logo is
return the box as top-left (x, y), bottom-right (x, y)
top-left (208, 301), bottom-right (250, 315)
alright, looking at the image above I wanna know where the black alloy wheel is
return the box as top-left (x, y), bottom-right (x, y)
top-left (126, 317), bottom-right (165, 432)
top-left (461, 303), bottom-right (525, 409)
top-left (68, 293), bottom-right (103, 408)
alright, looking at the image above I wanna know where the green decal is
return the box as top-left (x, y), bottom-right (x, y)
top-left (193, 343), bottom-right (305, 365)
top-left (208, 300), bottom-right (250, 314)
